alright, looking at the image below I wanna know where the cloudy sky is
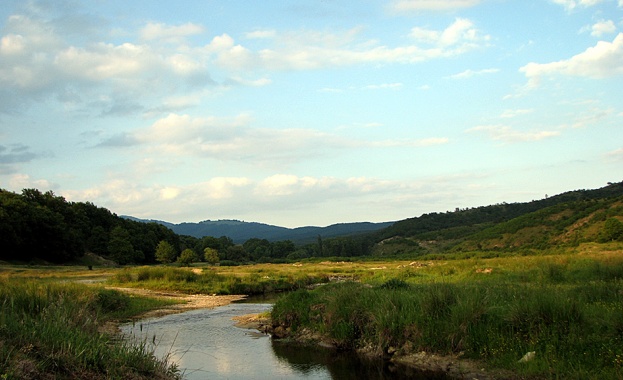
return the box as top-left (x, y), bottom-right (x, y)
top-left (1, 0), bottom-right (622, 227)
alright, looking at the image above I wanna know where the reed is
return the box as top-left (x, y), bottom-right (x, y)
top-left (111, 266), bottom-right (328, 295)
top-left (271, 253), bottom-right (623, 379)
top-left (0, 279), bottom-right (179, 379)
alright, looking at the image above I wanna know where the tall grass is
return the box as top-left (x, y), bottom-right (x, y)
top-left (271, 257), bottom-right (623, 379)
top-left (0, 279), bottom-right (179, 379)
top-left (111, 266), bottom-right (329, 295)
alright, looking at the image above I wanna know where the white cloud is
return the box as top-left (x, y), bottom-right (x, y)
top-left (256, 174), bottom-right (319, 196)
top-left (467, 125), bottom-right (560, 142)
top-left (99, 113), bottom-right (447, 167)
top-left (245, 30), bottom-right (277, 39)
top-left (245, 19), bottom-right (489, 71)
top-left (7, 173), bottom-right (53, 191)
top-left (569, 107), bottom-right (614, 128)
top-left (55, 43), bottom-right (153, 81)
top-left (447, 68), bottom-right (499, 79)
top-left (410, 18), bottom-right (489, 47)
top-left (391, 0), bottom-right (482, 12)
top-left (159, 187), bottom-right (181, 200)
top-left (520, 33), bottom-right (623, 88)
top-left (57, 172), bottom-right (502, 226)
top-left (605, 148), bottom-right (623, 161)
top-left (552, 0), bottom-right (605, 11)
top-left (0, 15), bottom-right (214, 114)
top-left (590, 20), bottom-right (616, 37)
top-left (140, 22), bottom-right (204, 42)
top-left (0, 9), bottom-right (490, 116)
top-left (228, 76), bottom-right (272, 87)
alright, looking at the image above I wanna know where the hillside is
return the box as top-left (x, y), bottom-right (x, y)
top-left (372, 181), bottom-right (623, 255)
top-left (123, 217), bottom-right (394, 244)
top-left (3, 181), bottom-right (622, 265)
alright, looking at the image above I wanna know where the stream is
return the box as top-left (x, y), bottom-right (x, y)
top-left (121, 302), bottom-right (448, 379)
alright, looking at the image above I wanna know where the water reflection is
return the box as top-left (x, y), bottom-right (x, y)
top-left (272, 341), bottom-right (448, 380)
top-left (121, 303), bottom-right (447, 380)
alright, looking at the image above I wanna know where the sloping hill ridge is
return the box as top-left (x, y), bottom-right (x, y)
top-left (373, 181), bottom-right (623, 255)
top-left (123, 217), bottom-right (394, 244)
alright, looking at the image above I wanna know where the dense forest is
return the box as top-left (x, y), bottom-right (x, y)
top-left (1, 182), bottom-right (623, 265)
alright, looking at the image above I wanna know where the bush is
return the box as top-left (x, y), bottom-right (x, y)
top-left (96, 288), bottom-right (130, 312)
top-left (380, 278), bottom-right (410, 290)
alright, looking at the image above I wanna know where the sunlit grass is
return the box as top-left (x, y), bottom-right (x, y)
top-left (3, 242), bottom-right (622, 378)
top-left (0, 279), bottom-right (180, 379)
top-left (268, 243), bottom-right (623, 379)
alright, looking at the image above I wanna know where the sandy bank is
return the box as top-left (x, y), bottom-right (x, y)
top-left (106, 286), bottom-right (246, 319)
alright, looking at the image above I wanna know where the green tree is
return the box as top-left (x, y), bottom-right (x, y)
top-left (107, 226), bottom-right (135, 265)
top-left (603, 218), bottom-right (623, 241)
top-left (204, 247), bottom-right (219, 265)
top-left (155, 240), bottom-right (177, 264)
top-left (243, 238), bottom-right (271, 261)
top-left (177, 248), bottom-right (196, 266)
top-left (272, 240), bottom-right (296, 258)
top-left (224, 245), bottom-right (247, 262)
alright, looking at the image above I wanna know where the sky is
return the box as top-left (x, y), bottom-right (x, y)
top-left (1, 0), bottom-right (622, 228)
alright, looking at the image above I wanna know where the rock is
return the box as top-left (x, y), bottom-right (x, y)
top-left (272, 326), bottom-right (288, 338)
top-left (518, 351), bottom-right (535, 363)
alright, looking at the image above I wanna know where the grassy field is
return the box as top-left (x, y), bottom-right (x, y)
top-left (270, 243), bottom-right (623, 379)
top-left (2, 242), bottom-right (622, 379)
top-left (0, 271), bottom-right (180, 379)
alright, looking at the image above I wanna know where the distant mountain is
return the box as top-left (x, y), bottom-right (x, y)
top-left (121, 217), bottom-right (394, 244)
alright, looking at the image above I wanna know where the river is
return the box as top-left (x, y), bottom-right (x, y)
top-left (121, 302), bottom-right (448, 379)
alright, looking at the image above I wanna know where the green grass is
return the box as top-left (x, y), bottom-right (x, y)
top-left (5, 243), bottom-right (621, 378)
top-left (271, 247), bottom-right (623, 379)
top-left (0, 279), bottom-right (180, 379)
top-left (110, 265), bottom-right (330, 295)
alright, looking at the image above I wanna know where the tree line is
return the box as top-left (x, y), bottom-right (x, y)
top-left (0, 188), bottom-right (374, 265)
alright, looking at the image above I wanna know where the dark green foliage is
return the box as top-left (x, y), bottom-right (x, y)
top-left (0, 188), bottom-right (180, 265)
top-left (176, 248), bottom-right (197, 266)
top-left (379, 278), bottom-right (410, 290)
top-left (602, 218), bottom-right (623, 241)
top-left (3, 181), bottom-right (622, 264)
top-left (155, 240), bottom-right (177, 264)
top-left (108, 226), bottom-right (141, 265)
top-left (95, 288), bottom-right (130, 313)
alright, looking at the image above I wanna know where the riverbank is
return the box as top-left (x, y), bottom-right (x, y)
top-left (0, 279), bottom-right (182, 380)
top-left (106, 286), bottom-right (246, 319)
top-left (269, 253), bottom-right (623, 380)
top-left (233, 311), bottom-right (510, 380)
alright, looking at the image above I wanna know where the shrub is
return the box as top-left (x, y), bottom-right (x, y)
top-left (380, 278), bottom-right (410, 290)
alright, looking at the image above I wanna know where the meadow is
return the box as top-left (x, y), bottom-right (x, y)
top-left (2, 242), bottom-right (623, 379)
top-left (0, 268), bottom-right (180, 379)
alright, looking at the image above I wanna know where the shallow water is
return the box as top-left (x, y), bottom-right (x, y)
top-left (121, 303), bottom-right (448, 380)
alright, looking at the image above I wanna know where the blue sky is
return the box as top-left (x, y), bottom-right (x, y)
top-left (1, 0), bottom-right (622, 227)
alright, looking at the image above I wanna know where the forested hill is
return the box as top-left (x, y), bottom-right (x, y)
top-left (0, 188), bottom-right (180, 264)
top-left (2, 181), bottom-right (622, 265)
top-left (372, 181), bottom-right (623, 255)
top-left (124, 217), bottom-right (393, 244)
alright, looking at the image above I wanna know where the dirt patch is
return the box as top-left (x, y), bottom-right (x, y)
top-left (232, 313), bottom-right (271, 331)
top-left (106, 287), bottom-right (246, 319)
top-left (391, 351), bottom-right (516, 380)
